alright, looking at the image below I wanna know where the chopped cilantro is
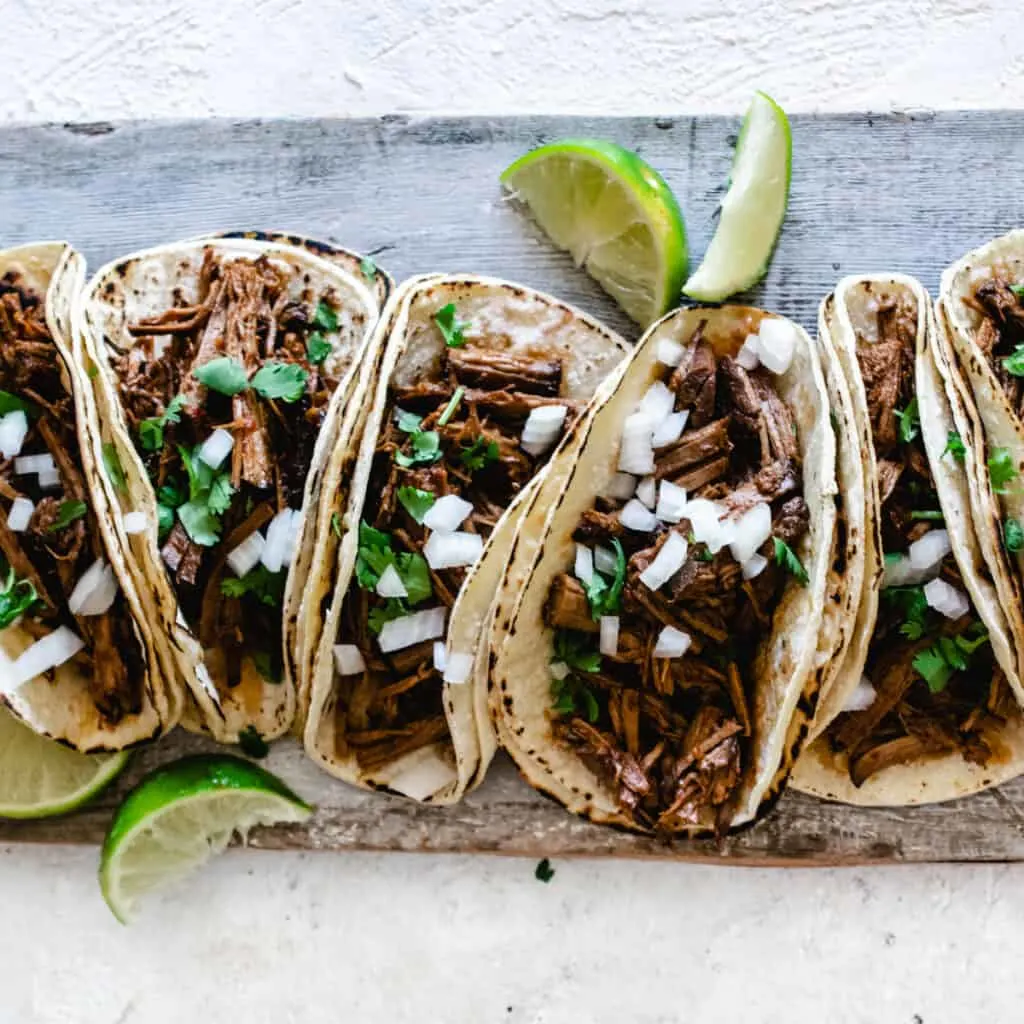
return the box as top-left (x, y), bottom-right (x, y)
top-left (1003, 345), bottom-right (1024, 378)
top-left (882, 585), bottom-right (930, 641)
top-left (434, 303), bottom-right (469, 348)
top-left (395, 409), bottom-right (423, 433)
top-left (553, 630), bottom-right (602, 674)
top-left (397, 486), bottom-right (435, 524)
top-left (102, 443), bottom-right (126, 492)
top-left (156, 478), bottom-right (187, 541)
top-left (355, 521), bottom-right (432, 603)
top-left (177, 502), bottom-right (221, 547)
top-left (549, 640), bottom-right (601, 723)
top-left (1011, 284), bottom-right (1024, 299)
top-left (437, 386), bottom-right (465, 428)
top-left (238, 725), bottom-right (269, 759)
top-left (251, 650), bottom-right (283, 685)
top-left (584, 539), bottom-right (626, 619)
top-left (47, 499), bottom-right (87, 533)
top-left (368, 598), bottom-right (408, 634)
top-left (0, 390), bottom-right (34, 418)
top-left (1004, 517), bottom-right (1024, 553)
top-left (909, 510), bottom-right (944, 521)
top-left (140, 394), bottom-right (188, 452)
top-left (331, 512), bottom-right (343, 538)
top-left (459, 436), bottom-right (500, 472)
top-left (306, 332), bottom-right (332, 365)
top-left (176, 444), bottom-right (235, 546)
top-left (535, 858), bottom-right (555, 883)
top-left (913, 625), bottom-right (990, 693)
top-left (988, 447), bottom-right (1018, 494)
top-left (87, 365), bottom-right (99, 381)
top-left (251, 361), bottom-right (309, 403)
top-left (913, 646), bottom-right (953, 694)
top-left (0, 566), bottom-right (39, 630)
top-left (893, 397), bottom-right (920, 444)
top-left (396, 429), bottom-right (443, 468)
top-left (359, 256), bottom-right (377, 281)
top-left (773, 537), bottom-right (808, 585)
top-left (194, 356), bottom-right (249, 396)
top-left (221, 565), bottom-right (287, 608)
top-left (943, 430), bottom-right (966, 463)
top-left (313, 301), bottom-right (340, 333)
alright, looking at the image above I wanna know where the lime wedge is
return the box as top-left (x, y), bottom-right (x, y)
top-left (502, 139), bottom-right (687, 326)
top-left (100, 755), bottom-right (312, 923)
top-left (0, 705), bottom-right (128, 819)
top-left (683, 92), bottom-right (792, 302)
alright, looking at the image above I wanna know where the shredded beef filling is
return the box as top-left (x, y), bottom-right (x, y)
top-left (118, 250), bottom-right (344, 693)
top-left (969, 276), bottom-right (1024, 416)
top-left (544, 323), bottom-right (810, 833)
top-left (332, 331), bottom-right (580, 775)
top-left (0, 273), bottom-right (144, 721)
top-left (825, 288), bottom-right (1010, 786)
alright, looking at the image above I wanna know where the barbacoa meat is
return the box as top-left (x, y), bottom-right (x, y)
top-left (970, 276), bottom-right (1024, 417)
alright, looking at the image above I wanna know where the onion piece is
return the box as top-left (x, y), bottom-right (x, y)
top-left (742, 553), bottom-right (768, 580)
top-left (376, 564), bottom-right (409, 599)
top-left (6, 627), bottom-right (85, 692)
top-left (550, 660), bottom-right (570, 681)
top-left (881, 554), bottom-right (934, 589)
top-left (574, 544), bottom-right (594, 584)
top-left (281, 509), bottom-right (303, 567)
top-left (639, 532), bottom-right (688, 592)
top-left (651, 410), bottom-right (689, 449)
top-left (261, 510), bottom-right (296, 574)
top-left (599, 615), bottom-right (620, 656)
top-left (68, 560), bottom-right (119, 617)
top-left (636, 476), bottom-right (657, 509)
top-left (122, 511), bottom-right (148, 535)
top-left (620, 498), bottom-right (658, 532)
top-left (603, 472), bottom-right (637, 501)
top-left (37, 468), bottom-right (61, 491)
top-left (684, 498), bottom-right (731, 553)
top-left (443, 651), bottom-right (474, 685)
top-left (653, 625), bottom-right (692, 659)
top-left (433, 642), bottom-right (447, 673)
top-left (655, 480), bottom-right (687, 524)
top-left (521, 405), bottom-right (568, 456)
top-left (757, 319), bottom-right (798, 375)
top-left (6, 497), bottom-right (34, 533)
top-left (924, 578), bottom-right (971, 620)
top-left (424, 530), bottom-right (484, 569)
top-left (908, 529), bottom-right (951, 572)
top-left (618, 412), bottom-right (655, 475)
top-left (198, 428), bottom-right (234, 470)
top-left (0, 411), bottom-right (29, 460)
top-left (423, 494), bottom-right (473, 534)
top-left (594, 545), bottom-right (619, 576)
top-left (737, 333), bottom-right (761, 371)
top-left (638, 381), bottom-right (676, 423)
top-left (842, 676), bottom-right (878, 713)
top-left (377, 606), bottom-right (447, 653)
top-left (657, 338), bottom-right (684, 367)
top-left (333, 644), bottom-right (366, 676)
top-left (15, 453), bottom-right (54, 476)
top-left (228, 531), bottom-right (266, 578)
top-left (728, 502), bottom-right (772, 565)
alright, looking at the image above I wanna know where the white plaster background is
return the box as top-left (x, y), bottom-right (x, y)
top-left (2, 1), bottom-right (1023, 1022)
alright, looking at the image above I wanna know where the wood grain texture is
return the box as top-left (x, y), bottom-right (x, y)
top-left (3, 111), bottom-right (1024, 863)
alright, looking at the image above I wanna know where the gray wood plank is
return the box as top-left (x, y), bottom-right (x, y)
top-left (2, 111), bottom-right (1024, 863)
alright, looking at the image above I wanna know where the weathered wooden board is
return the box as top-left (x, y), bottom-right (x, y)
top-left (3, 111), bottom-right (1024, 863)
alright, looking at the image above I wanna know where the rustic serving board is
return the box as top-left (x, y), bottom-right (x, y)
top-left (3, 111), bottom-right (1024, 863)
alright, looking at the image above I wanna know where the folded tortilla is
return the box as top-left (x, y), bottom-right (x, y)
top-left (73, 236), bottom-right (382, 744)
top-left (793, 273), bottom-right (1024, 806)
top-left (0, 241), bottom-right (180, 751)
top-left (303, 275), bottom-right (629, 804)
top-left (488, 305), bottom-right (837, 834)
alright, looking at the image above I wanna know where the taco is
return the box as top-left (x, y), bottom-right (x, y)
top-left (303, 275), bottom-right (629, 803)
top-left (488, 305), bottom-right (837, 834)
top-left (74, 236), bottom-right (381, 744)
top-left (0, 242), bottom-right (179, 751)
top-left (793, 274), bottom-right (1024, 806)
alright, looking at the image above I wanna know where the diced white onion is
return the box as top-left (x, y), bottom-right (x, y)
top-left (15, 453), bottom-right (54, 476)
top-left (198, 428), bottom-right (234, 470)
top-left (618, 412), bottom-right (655, 475)
top-left (728, 502), bottom-right (773, 565)
top-left (376, 563), bottom-right (409, 599)
top-left (742, 553), bottom-right (768, 580)
top-left (377, 606), bottom-right (447, 653)
top-left (68, 559), bottom-right (119, 617)
top-left (6, 497), bottom-right (34, 533)
top-left (122, 511), bottom-right (148, 535)
top-left (424, 530), bottom-right (484, 569)
top-left (594, 545), bottom-right (618, 576)
top-left (653, 625), bottom-right (692, 659)
top-left (443, 651), bottom-right (474, 685)
top-left (423, 494), bottom-right (473, 533)
top-left (639, 531), bottom-right (688, 592)
top-left (261, 510), bottom-right (296, 574)
top-left (281, 509), bottom-right (303, 567)
top-left (550, 660), bottom-right (570, 680)
top-left (737, 333), bottom-right (761, 371)
top-left (881, 554), bottom-right (934, 588)
top-left (908, 529), bottom-right (952, 572)
top-left (636, 476), bottom-right (657, 509)
top-left (842, 676), bottom-right (878, 713)
top-left (227, 531), bottom-right (266, 578)
top-left (657, 338), bottom-right (685, 367)
top-left (333, 644), bottom-right (366, 676)
top-left (5, 627), bottom-right (85, 692)
top-left (684, 498), bottom-right (732, 553)
top-left (620, 498), bottom-right (658, 532)
top-left (521, 405), bottom-right (568, 456)
top-left (651, 410), bottom-right (689, 449)
top-left (574, 543), bottom-right (594, 584)
top-left (757, 319), bottom-right (798, 375)
top-left (603, 472), bottom-right (637, 501)
top-left (599, 615), bottom-right (620, 656)
top-left (638, 381), bottom-right (676, 423)
top-left (433, 642), bottom-right (447, 673)
top-left (924, 578), bottom-right (971, 620)
top-left (655, 480), bottom-right (687, 524)
top-left (0, 411), bottom-right (29, 460)
top-left (37, 468), bottom-right (61, 491)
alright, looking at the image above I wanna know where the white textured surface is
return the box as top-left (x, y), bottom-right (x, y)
top-left (3, 2), bottom-right (1024, 1021)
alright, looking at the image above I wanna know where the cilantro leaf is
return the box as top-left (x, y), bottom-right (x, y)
top-left (0, 390), bottom-right (34, 418)
top-left (585, 540), bottom-right (626, 619)
top-left (175, 444), bottom-right (234, 544)
top-left (207, 474), bottom-right (235, 516)
top-left (221, 565), bottom-right (287, 608)
top-left (909, 510), bottom-right (944, 521)
top-left (140, 394), bottom-right (189, 453)
top-left (238, 725), bottom-right (269, 759)
top-left (368, 598), bottom-right (408, 634)
top-left (331, 512), bottom-right (343, 539)
top-left (988, 447), bottom-right (1018, 494)
top-left (1011, 284), bottom-right (1024, 299)
top-left (355, 521), bottom-right (395, 589)
top-left (882, 585), bottom-right (930, 640)
top-left (396, 430), bottom-right (443, 468)
top-left (535, 858), bottom-right (555, 883)
top-left (913, 646), bottom-right (953, 693)
top-left (313, 301), bottom-right (339, 333)
top-left (157, 504), bottom-right (175, 540)
top-left (913, 625), bottom-right (990, 693)
top-left (306, 332), bottom-right (332, 366)
top-left (0, 567), bottom-right (39, 630)
top-left (47, 499), bottom-right (87, 533)
top-left (194, 356), bottom-right (249, 396)
top-left (360, 256), bottom-right (377, 281)
top-left (102, 443), bottom-right (126, 492)
top-left (437, 386), bottom-right (465, 428)
top-left (395, 409), bottom-right (423, 434)
top-left (773, 536), bottom-right (808, 585)
top-left (251, 361), bottom-right (309, 403)
top-left (459, 436), bottom-right (500, 472)
top-left (1003, 345), bottom-right (1024, 378)
top-left (553, 630), bottom-right (601, 674)
top-left (397, 486), bottom-right (435, 524)
top-left (1004, 517), bottom-right (1024, 553)
top-left (177, 501), bottom-right (221, 547)
top-left (396, 552), bottom-right (432, 605)
top-left (893, 397), bottom-right (920, 444)
top-left (434, 303), bottom-right (469, 348)
top-left (943, 430), bottom-right (967, 463)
